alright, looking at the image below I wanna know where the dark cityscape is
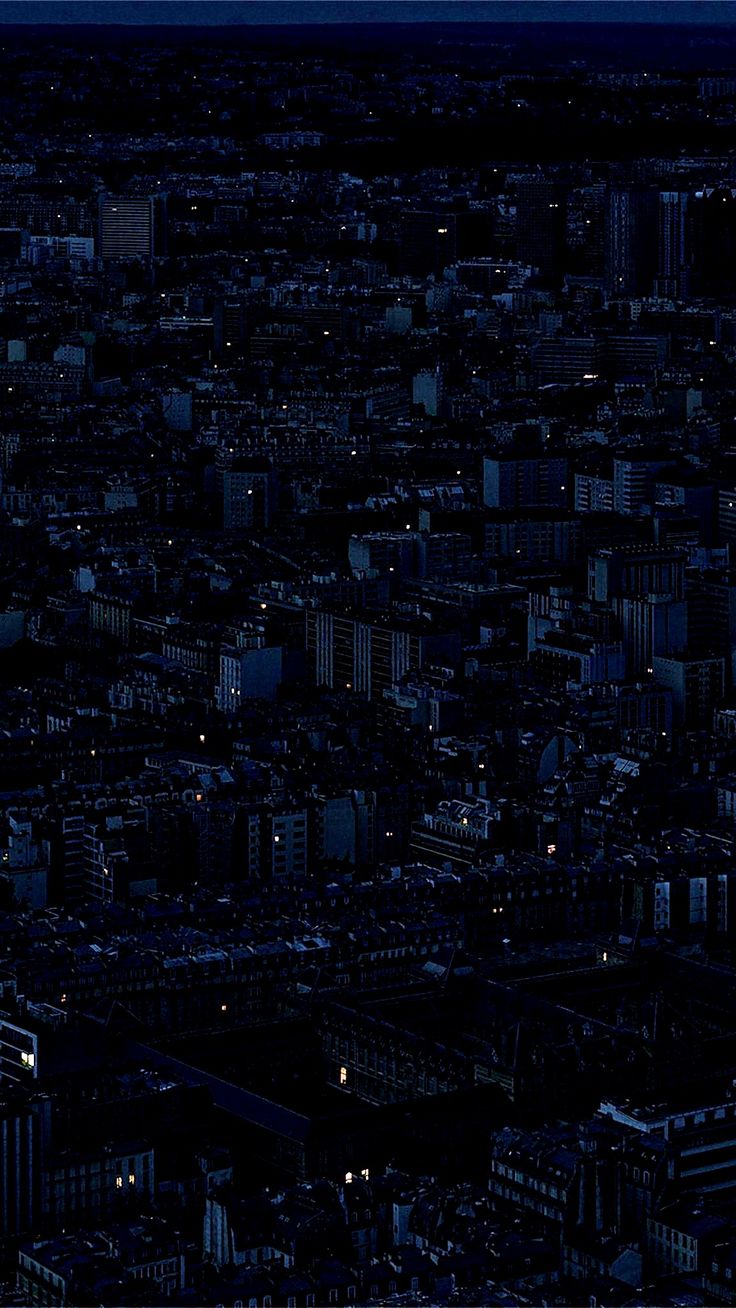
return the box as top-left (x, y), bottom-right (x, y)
top-left (9, 1), bottom-right (736, 1304)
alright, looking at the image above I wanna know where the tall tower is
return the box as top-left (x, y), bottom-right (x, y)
top-left (515, 177), bottom-right (567, 284)
top-left (657, 191), bottom-right (689, 298)
top-left (98, 195), bottom-right (165, 260)
top-left (689, 186), bottom-right (736, 298)
top-left (398, 210), bottom-right (458, 277)
top-left (605, 186), bottom-right (658, 296)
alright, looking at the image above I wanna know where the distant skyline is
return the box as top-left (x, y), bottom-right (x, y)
top-left (4, 0), bottom-right (736, 25)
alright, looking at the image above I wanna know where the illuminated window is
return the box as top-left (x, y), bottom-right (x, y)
top-left (128, 1173), bottom-right (136, 1186)
top-left (339, 1066), bottom-right (348, 1086)
top-left (221, 1003), bottom-right (228, 1013)
top-left (116, 1176), bottom-right (123, 1189)
top-left (20, 1051), bottom-right (34, 1068)
top-left (361, 1168), bottom-right (370, 1180)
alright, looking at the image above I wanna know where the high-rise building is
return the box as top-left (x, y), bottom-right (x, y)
top-left (483, 453), bottom-right (569, 510)
top-left (217, 644), bottom-right (283, 710)
top-left (238, 803), bottom-right (309, 880)
top-left (652, 652), bottom-right (725, 729)
top-left (618, 595), bottom-right (688, 676)
top-left (222, 459), bottom-right (271, 530)
top-left (515, 177), bottom-right (567, 283)
top-left (306, 609), bottom-right (461, 700)
top-left (0, 1093), bottom-right (51, 1240)
top-left (657, 191), bottom-right (690, 298)
top-left (98, 195), bottom-right (165, 260)
top-left (687, 569), bottom-right (736, 685)
top-left (530, 337), bottom-right (597, 386)
top-left (588, 546), bottom-right (686, 604)
top-left (412, 369), bottom-right (443, 416)
top-left (612, 453), bottom-right (676, 516)
top-left (605, 186), bottom-right (658, 296)
top-left (348, 532), bottom-right (415, 579)
top-left (398, 210), bottom-right (458, 276)
top-left (162, 390), bottom-right (193, 432)
top-left (213, 296), bottom-right (247, 357)
top-left (575, 464), bottom-right (614, 513)
top-left (689, 187), bottom-right (736, 298)
top-left (718, 486), bottom-right (736, 545)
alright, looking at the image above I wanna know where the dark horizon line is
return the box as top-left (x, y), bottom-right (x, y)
top-left (4, 16), bottom-right (736, 27)
top-left (6, 1), bottom-right (736, 28)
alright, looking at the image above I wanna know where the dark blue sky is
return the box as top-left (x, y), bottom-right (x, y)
top-left (3, 1), bottom-right (736, 24)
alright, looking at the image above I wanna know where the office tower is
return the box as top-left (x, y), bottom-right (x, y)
top-left (412, 369), bottom-right (443, 416)
top-left (162, 390), bottom-right (193, 432)
top-left (398, 210), bottom-right (458, 277)
top-left (655, 469), bottom-right (714, 543)
top-left (213, 296), bottom-right (247, 357)
top-left (719, 486), bottom-right (736, 546)
top-left (575, 183), bottom-right (606, 278)
top-left (236, 804), bottom-right (309, 880)
top-left (53, 343), bottom-right (85, 368)
top-left (612, 453), bottom-right (676, 516)
top-left (217, 643), bottom-right (283, 710)
top-left (584, 540), bottom-right (688, 678)
top-left (657, 191), bottom-right (689, 298)
top-left (531, 337), bottom-right (597, 386)
top-left (515, 177), bottom-right (567, 283)
top-left (652, 653), bottom-right (725, 729)
top-left (618, 596), bottom-right (688, 676)
top-left (689, 187), bottom-right (736, 297)
top-left (605, 186), bottom-right (658, 295)
top-left (306, 609), bottom-right (461, 700)
top-left (98, 195), bottom-right (165, 260)
top-left (616, 682), bottom-right (674, 738)
top-left (588, 547), bottom-right (685, 604)
top-left (483, 452), bottom-right (569, 510)
top-left (688, 569), bottom-right (736, 685)
top-left (575, 461), bottom-right (614, 513)
top-left (348, 532), bottom-right (415, 579)
top-left (416, 531), bottom-right (472, 578)
top-left (0, 1094), bottom-right (51, 1239)
top-left (222, 460), bottom-right (271, 530)
top-left (385, 305), bottom-right (413, 334)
